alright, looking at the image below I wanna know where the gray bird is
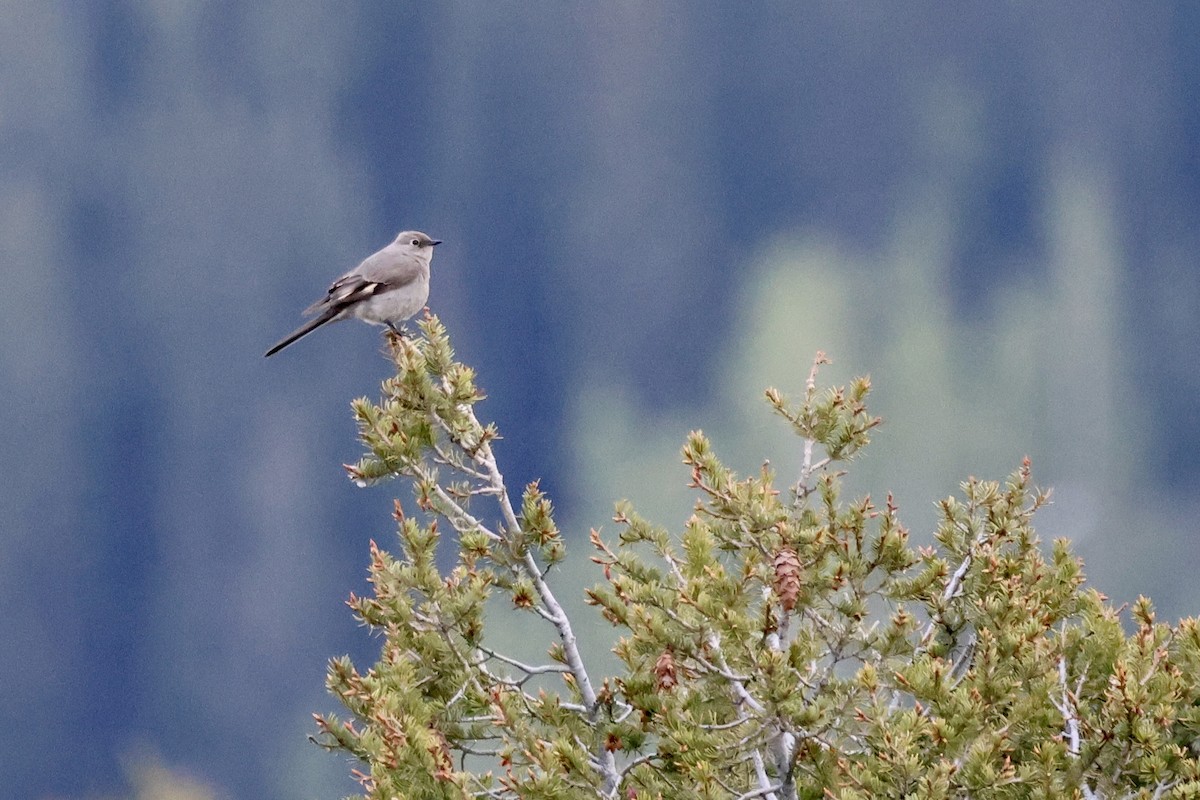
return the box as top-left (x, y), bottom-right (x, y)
top-left (265, 230), bottom-right (441, 357)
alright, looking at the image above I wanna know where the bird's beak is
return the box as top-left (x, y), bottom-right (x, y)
top-left (431, 239), bottom-right (443, 246)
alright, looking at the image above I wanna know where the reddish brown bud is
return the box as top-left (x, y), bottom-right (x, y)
top-left (773, 546), bottom-right (803, 612)
top-left (654, 649), bottom-right (678, 691)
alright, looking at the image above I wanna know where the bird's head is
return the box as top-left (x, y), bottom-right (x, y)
top-left (395, 230), bottom-right (442, 259)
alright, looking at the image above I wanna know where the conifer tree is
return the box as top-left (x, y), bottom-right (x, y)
top-left (315, 315), bottom-right (1200, 799)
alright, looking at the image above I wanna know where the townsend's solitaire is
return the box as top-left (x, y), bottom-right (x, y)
top-left (265, 230), bottom-right (441, 357)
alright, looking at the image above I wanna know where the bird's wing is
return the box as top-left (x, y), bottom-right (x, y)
top-left (354, 248), bottom-right (425, 288)
top-left (303, 250), bottom-right (424, 316)
top-left (303, 274), bottom-right (383, 315)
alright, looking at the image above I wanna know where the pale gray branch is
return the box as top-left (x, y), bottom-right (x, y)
top-left (476, 645), bottom-right (571, 677)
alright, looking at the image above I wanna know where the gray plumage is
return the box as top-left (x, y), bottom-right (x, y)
top-left (265, 230), bottom-right (441, 357)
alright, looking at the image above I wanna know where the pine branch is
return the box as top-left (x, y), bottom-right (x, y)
top-left (320, 325), bottom-right (1200, 799)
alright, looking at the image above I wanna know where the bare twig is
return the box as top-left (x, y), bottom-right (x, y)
top-left (427, 479), bottom-right (501, 541)
top-left (1053, 654), bottom-right (1081, 758)
top-left (747, 748), bottom-right (781, 800)
top-left (793, 352), bottom-right (830, 504)
top-left (918, 547), bottom-right (975, 650)
top-left (455, 401), bottom-right (617, 791)
top-left (475, 644), bottom-right (571, 677)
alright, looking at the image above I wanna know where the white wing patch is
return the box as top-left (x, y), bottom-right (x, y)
top-left (330, 280), bottom-right (386, 304)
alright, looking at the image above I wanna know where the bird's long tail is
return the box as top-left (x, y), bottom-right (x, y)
top-left (264, 310), bottom-right (339, 357)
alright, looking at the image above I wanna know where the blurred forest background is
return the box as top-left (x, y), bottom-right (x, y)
top-left (3, 3), bottom-right (1199, 798)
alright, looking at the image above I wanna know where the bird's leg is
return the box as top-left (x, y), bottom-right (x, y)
top-left (381, 322), bottom-right (407, 352)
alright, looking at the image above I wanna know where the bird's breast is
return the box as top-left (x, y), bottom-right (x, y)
top-left (349, 277), bottom-right (430, 325)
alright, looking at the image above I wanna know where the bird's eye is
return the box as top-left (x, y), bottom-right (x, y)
top-left (411, 238), bottom-right (421, 246)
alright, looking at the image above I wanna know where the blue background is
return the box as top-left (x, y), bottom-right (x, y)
top-left (4, 3), bottom-right (1199, 798)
